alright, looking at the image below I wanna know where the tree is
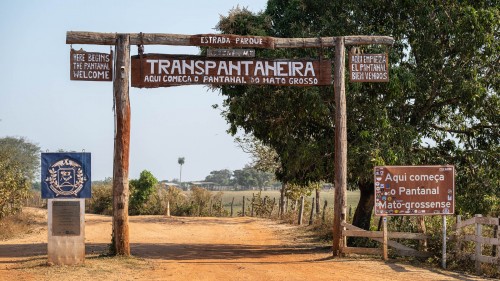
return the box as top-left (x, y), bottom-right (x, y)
top-left (177, 157), bottom-right (185, 184)
top-left (129, 170), bottom-right (158, 215)
top-left (233, 165), bottom-right (275, 190)
top-left (0, 137), bottom-right (40, 218)
top-left (205, 169), bottom-right (233, 186)
top-left (215, 2), bottom-right (499, 231)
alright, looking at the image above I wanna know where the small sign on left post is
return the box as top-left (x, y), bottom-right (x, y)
top-left (70, 49), bottom-right (113, 81)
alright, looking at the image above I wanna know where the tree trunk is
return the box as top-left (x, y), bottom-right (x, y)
top-left (352, 181), bottom-right (375, 230)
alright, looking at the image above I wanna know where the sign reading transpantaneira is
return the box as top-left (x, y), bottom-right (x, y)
top-left (374, 165), bottom-right (455, 216)
top-left (70, 49), bottom-right (113, 81)
top-left (349, 52), bottom-right (388, 82)
top-left (131, 54), bottom-right (332, 87)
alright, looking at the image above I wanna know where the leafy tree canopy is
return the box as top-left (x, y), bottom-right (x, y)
top-left (129, 170), bottom-right (158, 215)
top-left (216, 1), bottom-right (499, 217)
top-left (0, 137), bottom-right (40, 218)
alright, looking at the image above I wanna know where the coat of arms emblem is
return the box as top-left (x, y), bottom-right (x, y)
top-left (41, 153), bottom-right (91, 198)
top-left (46, 158), bottom-right (86, 196)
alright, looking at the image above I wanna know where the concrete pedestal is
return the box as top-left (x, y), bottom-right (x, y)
top-left (47, 198), bottom-right (85, 265)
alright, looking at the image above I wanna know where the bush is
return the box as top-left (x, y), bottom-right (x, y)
top-left (87, 182), bottom-right (113, 215)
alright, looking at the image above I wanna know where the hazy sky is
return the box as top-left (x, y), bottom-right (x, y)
top-left (0, 0), bottom-right (267, 181)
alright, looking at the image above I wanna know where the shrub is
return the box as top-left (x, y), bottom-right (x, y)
top-left (87, 182), bottom-right (113, 215)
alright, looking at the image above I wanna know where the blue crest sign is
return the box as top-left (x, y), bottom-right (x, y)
top-left (41, 153), bottom-right (91, 198)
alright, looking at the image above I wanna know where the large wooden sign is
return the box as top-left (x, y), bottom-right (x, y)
top-left (349, 52), bottom-right (388, 82)
top-left (190, 34), bottom-right (274, 49)
top-left (374, 165), bottom-right (455, 216)
top-left (131, 54), bottom-right (332, 87)
top-left (70, 49), bottom-right (113, 81)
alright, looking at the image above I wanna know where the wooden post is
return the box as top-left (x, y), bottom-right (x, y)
top-left (270, 198), bottom-right (276, 218)
top-left (298, 196), bottom-right (305, 225)
top-left (315, 188), bottom-right (321, 216)
top-left (492, 216), bottom-right (499, 257)
top-left (442, 215), bottom-right (447, 269)
top-left (230, 197), bottom-right (234, 217)
top-left (279, 184), bottom-right (286, 219)
top-left (112, 33), bottom-right (131, 256)
top-left (382, 217), bottom-right (388, 261)
top-left (332, 36), bottom-right (347, 257)
top-left (455, 215), bottom-right (462, 253)
top-left (219, 198), bottom-right (223, 217)
top-left (263, 197), bottom-right (268, 217)
top-left (166, 201), bottom-right (170, 217)
top-left (322, 200), bottom-right (328, 223)
top-left (251, 194), bottom-right (254, 217)
top-left (475, 214), bottom-right (483, 275)
top-left (242, 196), bottom-right (245, 217)
top-left (309, 197), bottom-right (315, 225)
top-left (417, 216), bottom-right (428, 252)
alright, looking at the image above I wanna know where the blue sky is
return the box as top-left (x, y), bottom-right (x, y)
top-left (0, 0), bottom-right (268, 181)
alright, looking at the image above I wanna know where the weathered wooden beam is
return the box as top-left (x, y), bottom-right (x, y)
top-left (342, 247), bottom-right (382, 255)
top-left (332, 36), bottom-right (347, 257)
top-left (66, 31), bottom-right (394, 47)
top-left (112, 34), bottom-right (131, 256)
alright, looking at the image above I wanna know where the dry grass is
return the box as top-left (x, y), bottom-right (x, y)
top-left (14, 255), bottom-right (154, 281)
top-left (0, 208), bottom-right (45, 240)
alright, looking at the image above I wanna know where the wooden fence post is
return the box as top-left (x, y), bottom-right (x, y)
top-left (322, 200), bottom-right (328, 223)
top-left (298, 196), bottom-right (305, 225)
top-left (315, 189), bottom-right (321, 216)
top-left (242, 196), bottom-right (245, 217)
top-left (270, 198), bottom-right (276, 218)
top-left (309, 197), bottom-right (315, 225)
top-left (475, 214), bottom-right (483, 275)
top-left (166, 201), bottom-right (170, 217)
top-left (230, 197), bottom-right (234, 217)
top-left (455, 215), bottom-right (462, 253)
top-left (493, 216), bottom-right (499, 257)
top-left (418, 216), bottom-right (428, 252)
top-left (219, 198), bottom-right (223, 217)
top-left (251, 194), bottom-right (255, 217)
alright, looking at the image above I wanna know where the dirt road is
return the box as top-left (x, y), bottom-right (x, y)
top-left (0, 208), bottom-right (487, 280)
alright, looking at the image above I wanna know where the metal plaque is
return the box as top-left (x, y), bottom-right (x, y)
top-left (52, 201), bottom-right (81, 236)
top-left (374, 165), bottom-right (455, 216)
